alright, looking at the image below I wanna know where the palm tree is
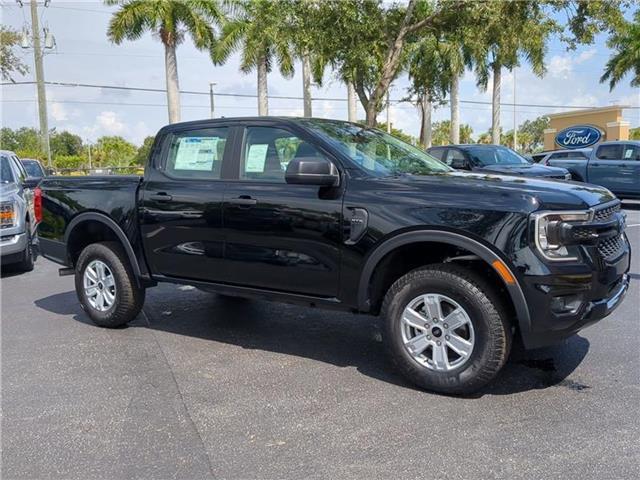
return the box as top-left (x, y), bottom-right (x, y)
top-left (214, 0), bottom-right (294, 116)
top-left (601, 10), bottom-right (640, 90)
top-left (473, 2), bottom-right (553, 144)
top-left (106, 0), bottom-right (224, 124)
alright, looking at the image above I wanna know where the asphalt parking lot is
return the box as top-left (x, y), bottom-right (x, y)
top-left (2, 203), bottom-right (639, 480)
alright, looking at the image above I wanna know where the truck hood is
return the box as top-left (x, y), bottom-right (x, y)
top-left (390, 171), bottom-right (615, 212)
top-left (473, 164), bottom-right (568, 177)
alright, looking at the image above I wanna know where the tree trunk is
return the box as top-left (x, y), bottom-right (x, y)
top-left (450, 75), bottom-right (460, 144)
top-left (492, 63), bottom-right (501, 144)
top-left (302, 53), bottom-right (312, 117)
top-left (257, 54), bottom-right (268, 116)
top-left (347, 82), bottom-right (357, 122)
top-left (164, 41), bottom-right (181, 123)
top-left (419, 96), bottom-right (432, 148)
top-left (365, 103), bottom-right (377, 127)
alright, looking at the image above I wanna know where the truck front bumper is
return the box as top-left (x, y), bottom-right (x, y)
top-left (0, 232), bottom-right (28, 263)
top-left (518, 234), bottom-right (631, 349)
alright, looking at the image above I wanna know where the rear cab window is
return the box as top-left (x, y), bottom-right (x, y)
top-left (164, 128), bottom-right (229, 179)
top-left (623, 144), bottom-right (640, 160)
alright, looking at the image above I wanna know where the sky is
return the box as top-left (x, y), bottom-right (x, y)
top-left (1, 0), bottom-right (639, 146)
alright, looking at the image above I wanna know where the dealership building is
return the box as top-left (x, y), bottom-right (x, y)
top-left (543, 105), bottom-right (631, 151)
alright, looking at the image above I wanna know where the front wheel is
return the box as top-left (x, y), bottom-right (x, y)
top-left (15, 222), bottom-right (35, 272)
top-left (75, 241), bottom-right (145, 328)
top-left (381, 264), bottom-right (512, 395)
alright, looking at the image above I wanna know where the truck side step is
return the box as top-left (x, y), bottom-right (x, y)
top-left (58, 267), bottom-right (75, 277)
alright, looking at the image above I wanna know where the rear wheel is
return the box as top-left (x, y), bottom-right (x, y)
top-left (75, 241), bottom-right (145, 327)
top-left (381, 264), bottom-right (512, 394)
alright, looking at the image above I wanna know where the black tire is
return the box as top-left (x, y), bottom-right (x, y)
top-left (16, 222), bottom-right (35, 272)
top-left (381, 263), bottom-right (512, 395)
top-left (75, 241), bottom-right (145, 328)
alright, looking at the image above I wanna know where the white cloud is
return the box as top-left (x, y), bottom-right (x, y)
top-left (50, 102), bottom-right (68, 121)
top-left (96, 111), bottom-right (125, 135)
top-left (548, 55), bottom-right (573, 79)
top-left (576, 48), bottom-right (597, 64)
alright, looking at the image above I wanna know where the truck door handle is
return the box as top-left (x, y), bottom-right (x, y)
top-left (591, 163), bottom-right (600, 167)
top-left (149, 193), bottom-right (173, 202)
top-left (229, 196), bottom-right (257, 207)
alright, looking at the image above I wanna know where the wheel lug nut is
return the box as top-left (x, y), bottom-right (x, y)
top-left (445, 335), bottom-right (450, 340)
top-left (427, 335), bottom-right (431, 340)
top-left (443, 323), bottom-right (448, 329)
top-left (436, 341), bottom-right (441, 346)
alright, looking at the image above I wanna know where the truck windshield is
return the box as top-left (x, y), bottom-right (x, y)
top-left (22, 160), bottom-right (45, 177)
top-left (1, 156), bottom-right (14, 184)
top-left (466, 146), bottom-right (530, 166)
top-left (303, 119), bottom-right (451, 177)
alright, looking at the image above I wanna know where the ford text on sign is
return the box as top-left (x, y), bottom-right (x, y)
top-left (555, 125), bottom-right (602, 149)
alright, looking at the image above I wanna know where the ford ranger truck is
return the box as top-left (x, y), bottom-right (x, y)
top-left (544, 141), bottom-right (640, 199)
top-left (37, 118), bottom-right (631, 394)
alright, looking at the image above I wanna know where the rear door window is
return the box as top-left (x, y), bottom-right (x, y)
top-left (428, 148), bottom-right (446, 161)
top-left (595, 145), bottom-right (623, 160)
top-left (164, 128), bottom-right (229, 179)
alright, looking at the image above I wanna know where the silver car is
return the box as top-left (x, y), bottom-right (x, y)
top-left (1, 150), bottom-right (41, 271)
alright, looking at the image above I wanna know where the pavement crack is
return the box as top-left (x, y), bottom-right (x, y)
top-left (141, 308), bottom-right (216, 480)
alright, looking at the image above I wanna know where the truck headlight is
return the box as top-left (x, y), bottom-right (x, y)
top-left (532, 210), bottom-right (593, 261)
top-left (0, 202), bottom-right (15, 229)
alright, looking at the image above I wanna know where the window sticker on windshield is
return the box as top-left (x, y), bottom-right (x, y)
top-left (174, 137), bottom-right (219, 171)
top-left (246, 144), bottom-right (269, 172)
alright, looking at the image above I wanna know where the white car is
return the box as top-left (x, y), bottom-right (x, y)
top-left (0, 150), bottom-right (42, 271)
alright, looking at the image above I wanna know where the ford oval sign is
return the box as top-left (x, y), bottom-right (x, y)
top-left (555, 125), bottom-right (602, 149)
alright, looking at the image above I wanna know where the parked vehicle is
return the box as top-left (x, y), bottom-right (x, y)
top-left (428, 144), bottom-right (571, 180)
top-left (20, 158), bottom-right (46, 180)
top-left (543, 141), bottom-right (640, 199)
top-left (37, 118), bottom-right (630, 394)
top-left (534, 148), bottom-right (592, 166)
top-left (1, 151), bottom-right (42, 271)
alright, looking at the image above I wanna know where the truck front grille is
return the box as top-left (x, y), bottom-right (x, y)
top-left (597, 235), bottom-right (625, 260)
top-left (593, 202), bottom-right (620, 222)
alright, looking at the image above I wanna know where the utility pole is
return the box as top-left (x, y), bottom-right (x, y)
top-left (209, 82), bottom-right (216, 119)
top-left (27, 0), bottom-right (52, 168)
top-left (513, 68), bottom-right (517, 151)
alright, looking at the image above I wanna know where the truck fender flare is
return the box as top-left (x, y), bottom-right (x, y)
top-left (65, 212), bottom-right (143, 280)
top-left (357, 230), bottom-right (531, 332)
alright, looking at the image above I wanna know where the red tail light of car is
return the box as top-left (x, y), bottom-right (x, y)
top-left (34, 186), bottom-right (43, 224)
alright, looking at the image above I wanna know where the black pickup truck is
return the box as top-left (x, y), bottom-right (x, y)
top-left (38, 118), bottom-right (631, 394)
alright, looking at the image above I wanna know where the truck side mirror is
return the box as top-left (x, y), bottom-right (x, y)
top-left (285, 157), bottom-right (340, 187)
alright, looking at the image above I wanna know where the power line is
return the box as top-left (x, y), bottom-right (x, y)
top-left (4, 80), bottom-right (637, 110)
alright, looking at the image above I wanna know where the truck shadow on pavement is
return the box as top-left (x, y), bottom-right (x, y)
top-left (35, 288), bottom-right (591, 397)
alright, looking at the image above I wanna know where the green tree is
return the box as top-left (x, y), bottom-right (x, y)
top-left (601, 9), bottom-right (640, 90)
top-left (106, 0), bottom-right (223, 123)
top-left (93, 136), bottom-right (137, 168)
top-left (50, 130), bottom-right (83, 156)
top-left (431, 121), bottom-right (473, 146)
top-left (0, 26), bottom-right (29, 82)
top-left (472, 2), bottom-right (556, 144)
top-left (518, 116), bottom-right (549, 152)
top-left (214, 0), bottom-right (295, 116)
top-left (630, 127), bottom-right (640, 141)
top-left (134, 136), bottom-right (155, 165)
top-left (312, 0), bottom-right (483, 127)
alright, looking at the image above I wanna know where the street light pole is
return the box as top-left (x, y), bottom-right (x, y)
top-left (29, 0), bottom-right (52, 168)
top-left (386, 91), bottom-right (391, 133)
top-left (513, 68), bottom-right (517, 151)
top-left (209, 82), bottom-right (216, 119)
